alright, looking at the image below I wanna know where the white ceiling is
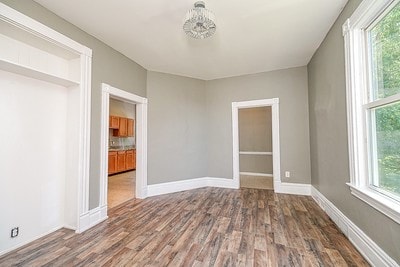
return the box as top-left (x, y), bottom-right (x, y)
top-left (33, 0), bottom-right (348, 80)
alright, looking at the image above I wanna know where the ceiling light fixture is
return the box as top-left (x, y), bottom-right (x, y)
top-left (183, 1), bottom-right (216, 39)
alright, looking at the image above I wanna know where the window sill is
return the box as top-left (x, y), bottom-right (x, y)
top-left (347, 183), bottom-right (400, 224)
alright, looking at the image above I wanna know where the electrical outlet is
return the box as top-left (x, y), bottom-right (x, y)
top-left (285, 171), bottom-right (290, 178)
top-left (11, 227), bottom-right (19, 238)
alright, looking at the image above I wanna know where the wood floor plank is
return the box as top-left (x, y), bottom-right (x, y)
top-left (0, 188), bottom-right (370, 267)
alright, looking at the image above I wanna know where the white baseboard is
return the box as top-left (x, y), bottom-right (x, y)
top-left (147, 177), bottom-right (313, 197)
top-left (311, 186), bottom-right (398, 267)
top-left (77, 205), bottom-right (108, 233)
top-left (0, 225), bottom-right (63, 257)
top-left (274, 181), bottom-right (311, 195)
top-left (147, 177), bottom-right (238, 197)
top-left (205, 177), bottom-right (239, 189)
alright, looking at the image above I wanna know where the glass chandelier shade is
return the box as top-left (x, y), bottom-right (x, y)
top-left (183, 1), bottom-right (216, 39)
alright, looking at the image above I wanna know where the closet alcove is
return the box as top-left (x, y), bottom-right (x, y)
top-left (0, 3), bottom-right (92, 253)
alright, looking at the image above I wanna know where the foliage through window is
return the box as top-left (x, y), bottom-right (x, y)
top-left (367, 2), bottom-right (400, 198)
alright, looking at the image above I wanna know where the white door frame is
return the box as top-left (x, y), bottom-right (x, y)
top-left (100, 83), bottom-right (148, 214)
top-left (232, 98), bottom-right (281, 190)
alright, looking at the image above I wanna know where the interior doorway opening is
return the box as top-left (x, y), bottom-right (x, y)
top-left (99, 83), bottom-right (148, 216)
top-left (232, 98), bottom-right (280, 191)
top-left (107, 99), bottom-right (137, 208)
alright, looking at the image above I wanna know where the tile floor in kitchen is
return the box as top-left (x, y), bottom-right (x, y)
top-left (108, 171), bottom-right (136, 208)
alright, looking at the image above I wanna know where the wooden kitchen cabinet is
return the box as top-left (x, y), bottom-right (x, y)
top-left (126, 150), bottom-right (134, 170)
top-left (109, 149), bottom-right (136, 175)
top-left (117, 151), bottom-right (126, 172)
top-left (113, 117), bottom-right (128, 137)
top-left (127, 119), bottom-right (134, 137)
top-left (119, 117), bottom-right (128, 137)
top-left (109, 116), bottom-right (119, 129)
top-left (108, 151), bottom-right (117, 174)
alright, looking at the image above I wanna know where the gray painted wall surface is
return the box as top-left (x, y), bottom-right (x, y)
top-left (147, 71), bottom-right (207, 184)
top-left (206, 67), bottom-right (311, 184)
top-left (110, 99), bottom-right (136, 119)
top-left (109, 99), bottom-right (136, 147)
top-left (307, 0), bottom-right (400, 262)
top-left (239, 107), bottom-right (272, 152)
top-left (0, 0), bottom-right (147, 209)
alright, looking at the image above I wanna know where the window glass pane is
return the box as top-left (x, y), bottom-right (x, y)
top-left (370, 101), bottom-right (400, 197)
top-left (369, 3), bottom-right (400, 101)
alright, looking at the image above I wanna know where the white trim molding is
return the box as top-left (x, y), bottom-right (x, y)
top-left (239, 172), bottom-right (273, 177)
top-left (343, 0), bottom-right (400, 225)
top-left (232, 98), bottom-right (281, 191)
top-left (147, 177), bottom-right (311, 198)
top-left (147, 177), bottom-right (238, 197)
top-left (274, 181), bottom-right (311, 196)
top-left (348, 184), bottom-right (400, 224)
top-left (0, 3), bottom-right (91, 56)
top-left (78, 205), bottom-right (108, 233)
top-left (311, 187), bottom-right (399, 267)
top-left (239, 151), bottom-right (273, 155)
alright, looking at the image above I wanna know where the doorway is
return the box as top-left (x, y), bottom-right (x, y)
top-left (99, 83), bottom-right (148, 215)
top-left (232, 98), bottom-right (281, 191)
top-left (238, 106), bottom-right (273, 189)
top-left (107, 99), bottom-right (137, 208)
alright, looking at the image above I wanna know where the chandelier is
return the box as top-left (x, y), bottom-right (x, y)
top-left (183, 1), bottom-right (216, 39)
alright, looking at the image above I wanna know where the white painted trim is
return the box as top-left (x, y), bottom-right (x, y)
top-left (343, 0), bottom-right (395, 36)
top-left (76, 54), bottom-right (92, 233)
top-left (0, 59), bottom-right (80, 87)
top-left (239, 172), bottom-right (273, 177)
top-left (0, 3), bottom-right (91, 56)
top-left (98, 83), bottom-right (148, 225)
top-left (99, 90), bottom-right (110, 209)
top-left (311, 187), bottom-right (399, 267)
top-left (105, 85), bottom-right (147, 104)
top-left (0, 225), bottom-right (64, 257)
top-left (274, 181), bottom-right (311, 196)
top-left (348, 184), bottom-right (400, 224)
top-left (135, 100), bottom-right (148, 199)
top-left (239, 151), bottom-right (273, 155)
top-left (77, 205), bottom-right (108, 233)
top-left (232, 98), bottom-right (281, 191)
top-left (147, 177), bottom-right (237, 197)
top-left (146, 177), bottom-right (311, 198)
top-left (364, 92), bottom-right (400, 109)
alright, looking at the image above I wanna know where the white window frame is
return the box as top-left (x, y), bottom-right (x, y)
top-left (343, 0), bottom-right (400, 224)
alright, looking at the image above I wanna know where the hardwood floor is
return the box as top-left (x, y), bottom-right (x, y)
top-left (108, 171), bottom-right (136, 209)
top-left (0, 188), bottom-right (369, 267)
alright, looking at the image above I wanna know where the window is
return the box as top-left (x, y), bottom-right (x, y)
top-left (344, 0), bottom-right (400, 224)
top-left (367, 2), bottom-right (400, 200)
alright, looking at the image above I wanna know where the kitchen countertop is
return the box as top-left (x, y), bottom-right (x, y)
top-left (109, 146), bottom-right (135, 151)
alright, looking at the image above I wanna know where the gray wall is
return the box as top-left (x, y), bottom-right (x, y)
top-left (109, 99), bottom-right (136, 148)
top-left (1, 0), bottom-right (147, 209)
top-left (308, 0), bottom-right (400, 262)
top-left (110, 99), bottom-right (136, 119)
top-left (239, 107), bottom-right (272, 152)
top-left (147, 71), bottom-right (207, 184)
top-left (206, 67), bottom-right (311, 184)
